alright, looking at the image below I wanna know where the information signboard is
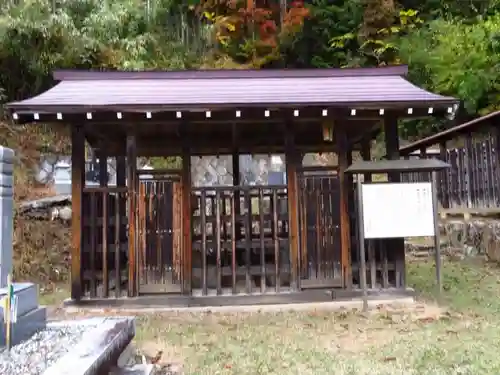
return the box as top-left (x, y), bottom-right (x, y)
top-left (361, 182), bottom-right (435, 239)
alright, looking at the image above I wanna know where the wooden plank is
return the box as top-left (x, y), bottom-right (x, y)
top-left (127, 134), bottom-right (138, 297)
top-left (298, 169), bottom-right (308, 280)
top-left (137, 182), bottom-right (146, 287)
top-left (89, 192), bottom-right (97, 298)
top-left (102, 192), bottom-right (109, 297)
top-left (173, 182), bottom-right (182, 282)
top-left (181, 146), bottom-right (192, 294)
top-left (115, 156), bottom-right (126, 298)
top-left (258, 189), bottom-right (266, 293)
top-left (495, 128), bottom-right (500, 206)
top-left (231, 190), bottom-right (237, 295)
top-left (336, 124), bottom-right (351, 289)
top-left (244, 190), bottom-right (253, 293)
top-left (114, 193), bottom-right (121, 298)
top-left (272, 190), bottom-right (280, 292)
top-left (439, 141), bottom-right (450, 208)
top-left (200, 190), bottom-right (208, 295)
top-left (215, 190), bottom-right (223, 295)
top-left (286, 133), bottom-right (300, 291)
top-left (97, 149), bottom-right (109, 298)
top-left (71, 125), bottom-right (85, 301)
top-left (465, 135), bottom-right (474, 208)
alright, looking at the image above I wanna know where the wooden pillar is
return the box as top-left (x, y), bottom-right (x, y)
top-left (336, 124), bottom-right (351, 288)
top-left (97, 148), bottom-right (109, 297)
top-left (232, 150), bottom-right (241, 240)
top-left (360, 138), bottom-right (372, 183)
top-left (126, 135), bottom-right (137, 297)
top-left (97, 148), bottom-right (108, 186)
top-left (181, 146), bottom-right (192, 294)
top-left (383, 116), bottom-right (405, 288)
top-left (71, 125), bottom-right (85, 301)
top-left (286, 130), bottom-right (300, 291)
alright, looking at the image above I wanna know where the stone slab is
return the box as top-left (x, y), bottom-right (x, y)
top-left (0, 283), bottom-right (39, 319)
top-left (43, 317), bottom-right (136, 375)
top-left (0, 306), bottom-right (47, 347)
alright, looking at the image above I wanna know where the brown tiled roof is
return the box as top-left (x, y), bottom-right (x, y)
top-left (7, 65), bottom-right (458, 113)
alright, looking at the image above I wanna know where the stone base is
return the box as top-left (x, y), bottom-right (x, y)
top-left (0, 283), bottom-right (47, 347)
top-left (0, 306), bottom-right (46, 347)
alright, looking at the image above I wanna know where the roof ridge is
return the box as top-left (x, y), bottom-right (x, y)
top-left (53, 66), bottom-right (408, 81)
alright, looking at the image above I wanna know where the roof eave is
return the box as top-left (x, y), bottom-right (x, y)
top-left (6, 98), bottom-right (459, 115)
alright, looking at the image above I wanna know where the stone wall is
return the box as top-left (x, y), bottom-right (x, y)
top-left (406, 218), bottom-right (500, 262)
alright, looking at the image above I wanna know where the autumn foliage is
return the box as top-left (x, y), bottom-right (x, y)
top-left (198, 0), bottom-right (309, 67)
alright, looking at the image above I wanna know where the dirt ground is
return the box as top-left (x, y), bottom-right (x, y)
top-left (42, 258), bottom-right (500, 375)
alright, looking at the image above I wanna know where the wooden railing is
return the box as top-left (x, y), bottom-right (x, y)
top-left (82, 187), bottom-right (128, 298)
top-left (191, 185), bottom-right (289, 295)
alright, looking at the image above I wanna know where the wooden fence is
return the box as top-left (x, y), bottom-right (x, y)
top-left (402, 133), bottom-right (500, 209)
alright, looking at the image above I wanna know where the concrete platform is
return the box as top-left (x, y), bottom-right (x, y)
top-left (64, 294), bottom-right (415, 314)
top-left (64, 287), bottom-right (415, 312)
top-left (44, 317), bottom-right (135, 375)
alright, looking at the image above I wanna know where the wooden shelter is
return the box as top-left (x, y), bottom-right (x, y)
top-left (7, 66), bottom-right (458, 306)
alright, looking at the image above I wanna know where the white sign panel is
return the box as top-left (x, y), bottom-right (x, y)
top-left (361, 182), bottom-right (435, 239)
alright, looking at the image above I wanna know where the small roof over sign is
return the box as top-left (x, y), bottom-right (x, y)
top-left (345, 158), bottom-right (450, 174)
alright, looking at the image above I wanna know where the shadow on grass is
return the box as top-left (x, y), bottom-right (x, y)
top-left (407, 257), bottom-right (500, 315)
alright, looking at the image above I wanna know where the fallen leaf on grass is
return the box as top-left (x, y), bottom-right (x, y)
top-left (151, 350), bottom-right (163, 364)
top-left (417, 317), bottom-right (437, 324)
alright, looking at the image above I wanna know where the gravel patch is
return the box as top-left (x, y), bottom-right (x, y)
top-left (0, 324), bottom-right (97, 375)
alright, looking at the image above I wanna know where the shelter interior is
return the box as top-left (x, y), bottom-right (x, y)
top-left (8, 66), bottom-right (458, 304)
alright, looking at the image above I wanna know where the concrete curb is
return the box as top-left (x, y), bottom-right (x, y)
top-left (43, 317), bottom-right (135, 375)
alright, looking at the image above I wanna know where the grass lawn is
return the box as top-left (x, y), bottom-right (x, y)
top-left (131, 258), bottom-right (500, 374)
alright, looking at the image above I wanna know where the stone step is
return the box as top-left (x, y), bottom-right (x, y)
top-left (0, 306), bottom-right (47, 347)
top-left (0, 282), bottom-right (39, 319)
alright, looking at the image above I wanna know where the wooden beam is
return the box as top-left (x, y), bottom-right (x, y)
top-left (71, 125), bottom-right (85, 301)
top-left (336, 124), bottom-right (352, 289)
top-left (16, 106), bottom-right (452, 126)
top-left (181, 145), bottom-right (192, 294)
top-left (286, 129), bottom-right (300, 291)
top-left (126, 134), bottom-right (137, 297)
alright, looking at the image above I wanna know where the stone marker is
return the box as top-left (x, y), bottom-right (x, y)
top-left (0, 145), bottom-right (46, 347)
top-left (0, 146), bottom-right (14, 288)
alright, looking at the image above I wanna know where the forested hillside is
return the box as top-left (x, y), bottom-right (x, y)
top-left (1, 0), bottom-right (499, 138)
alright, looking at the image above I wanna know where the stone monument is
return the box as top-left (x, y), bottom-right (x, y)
top-left (0, 145), bottom-right (46, 347)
